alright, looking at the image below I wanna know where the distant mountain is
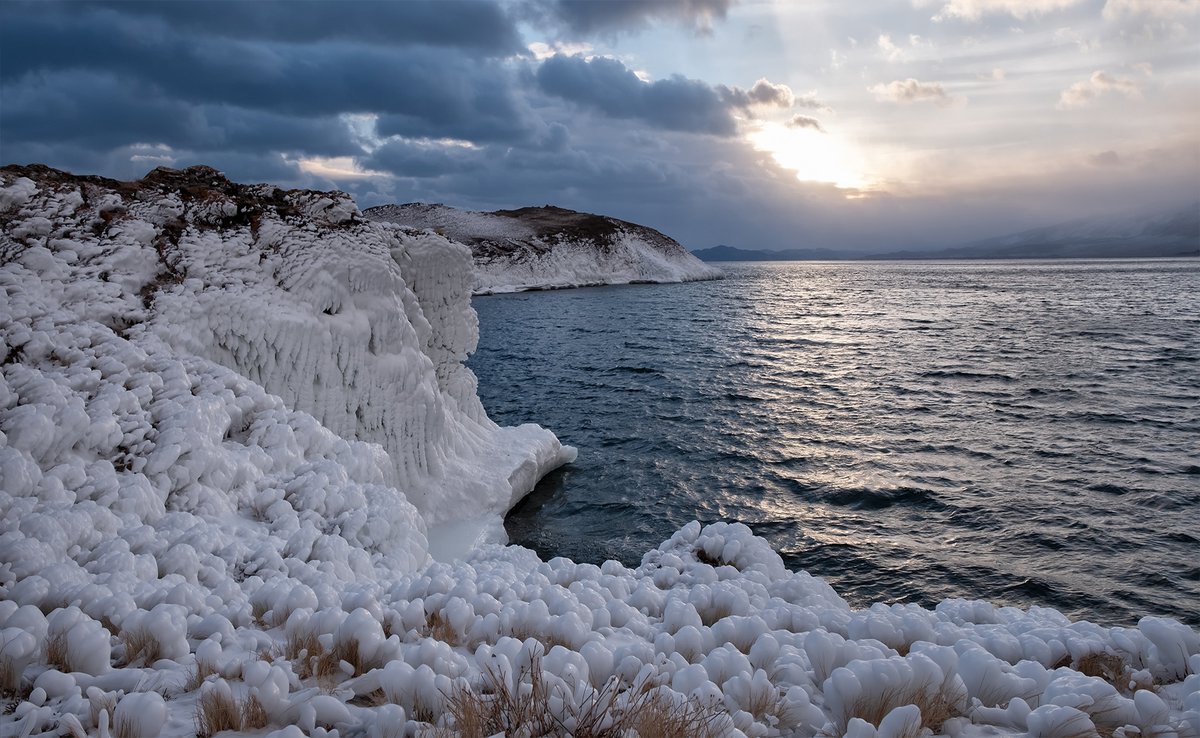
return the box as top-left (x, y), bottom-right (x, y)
top-left (693, 203), bottom-right (1199, 262)
top-left (691, 244), bottom-right (850, 261)
top-left (366, 203), bottom-right (721, 294)
top-left (867, 202), bottom-right (1200, 260)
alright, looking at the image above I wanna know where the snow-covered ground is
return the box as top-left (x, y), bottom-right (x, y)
top-left (2, 166), bottom-right (1198, 738)
top-left (365, 203), bottom-right (722, 295)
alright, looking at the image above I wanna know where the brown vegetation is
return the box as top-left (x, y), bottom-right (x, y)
top-left (433, 657), bottom-right (726, 738)
top-left (829, 685), bottom-right (964, 737)
top-left (120, 626), bottom-right (161, 666)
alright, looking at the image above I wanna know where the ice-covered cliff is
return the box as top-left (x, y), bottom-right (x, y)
top-left (0, 164), bottom-right (574, 562)
top-left (365, 202), bottom-right (722, 295)
top-left (2, 166), bottom-right (1198, 738)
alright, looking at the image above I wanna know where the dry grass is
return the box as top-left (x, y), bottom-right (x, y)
top-left (185, 658), bottom-right (218, 692)
top-left (326, 637), bottom-right (368, 678)
top-left (251, 601), bottom-right (270, 627)
top-left (698, 602), bottom-right (734, 628)
top-left (0, 655), bottom-right (18, 696)
top-left (504, 623), bottom-right (573, 652)
top-left (193, 683), bottom-right (269, 737)
top-left (120, 626), bottom-right (161, 666)
top-left (194, 688), bottom-right (242, 738)
top-left (285, 628), bottom-right (324, 680)
top-left (113, 710), bottom-right (148, 738)
top-left (434, 658), bottom-right (726, 738)
top-left (46, 630), bottom-right (69, 672)
top-left (829, 684), bottom-right (964, 737)
top-left (437, 658), bottom-right (557, 738)
top-left (89, 691), bottom-right (117, 732)
top-left (739, 685), bottom-right (779, 723)
top-left (426, 610), bottom-right (460, 646)
top-left (621, 691), bottom-right (727, 738)
top-left (1075, 652), bottom-right (1127, 690)
top-left (241, 693), bottom-right (268, 730)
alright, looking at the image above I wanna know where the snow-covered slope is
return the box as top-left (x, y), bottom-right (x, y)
top-left (2, 166), bottom-right (1198, 738)
top-left (365, 203), bottom-right (723, 294)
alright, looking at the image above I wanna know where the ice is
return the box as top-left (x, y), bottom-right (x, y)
top-left (365, 202), bottom-right (722, 295)
top-left (2, 165), bottom-right (1198, 738)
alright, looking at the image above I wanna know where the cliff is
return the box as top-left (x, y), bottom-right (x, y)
top-left (365, 202), bottom-right (722, 294)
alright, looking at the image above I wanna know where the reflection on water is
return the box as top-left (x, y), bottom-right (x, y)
top-left (474, 260), bottom-right (1200, 626)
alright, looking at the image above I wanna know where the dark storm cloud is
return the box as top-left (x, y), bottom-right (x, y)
top-left (528, 0), bottom-right (735, 34)
top-left (1, 70), bottom-right (360, 155)
top-left (0, 0), bottom-right (545, 163)
top-left (536, 55), bottom-right (741, 135)
top-left (70, 0), bottom-right (523, 54)
top-left (0, 9), bottom-right (527, 123)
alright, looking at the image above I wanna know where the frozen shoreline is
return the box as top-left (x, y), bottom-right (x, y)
top-left (365, 202), bottom-right (723, 296)
top-left (1, 166), bottom-right (1197, 738)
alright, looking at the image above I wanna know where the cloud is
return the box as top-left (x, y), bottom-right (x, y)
top-left (786, 115), bottom-right (826, 132)
top-left (528, 0), bottom-right (735, 35)
top-left (870, 78), bottom-right (957, 105)
top-left (1057, 70), bottom-right (1142, 109)
top-left (719, 78), bottom-right (796, 109)
top-left (0, 2), bottom-right (546, 155)
top-left (536, 55), bottom-right (792, 135)
top-left (878, 34), bottom-right (905, 62)
top-left (926, 0), bottom-right (1085, 21)
top-left (1089, 150), bottom-right (1121, 167)
top-left (1102, 0), bottom-right (1200, 18)
top-left (75, 0), bottom-right (525, 54)
top-left (794, 92), bottom-right (833, 112)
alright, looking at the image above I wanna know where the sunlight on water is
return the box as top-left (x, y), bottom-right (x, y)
top-left (473, 259), bottom-right (1200, 626)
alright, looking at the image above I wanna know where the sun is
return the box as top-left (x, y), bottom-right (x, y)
top-left (747, 122), bottom-right (872, 192)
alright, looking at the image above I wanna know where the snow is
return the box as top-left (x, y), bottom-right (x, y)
top-left (366, 202), bottom-right (723, 295)
top-left (2, 166), bottom-right (1198, 738)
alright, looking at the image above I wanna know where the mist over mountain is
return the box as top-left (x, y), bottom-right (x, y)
top-left (694, 202), bottom-right (1200, 261)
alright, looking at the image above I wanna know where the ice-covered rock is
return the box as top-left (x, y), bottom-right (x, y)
top-left (364, 202), bottom-right (722, 294)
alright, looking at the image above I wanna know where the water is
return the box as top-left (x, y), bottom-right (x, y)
top-left (469, 260), bottom-right (1200, 627)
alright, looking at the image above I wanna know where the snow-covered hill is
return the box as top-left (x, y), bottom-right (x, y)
top-left (2, 166), bottom-right (1198, 738)
top-left (365, 203), bottom-right (722, 294)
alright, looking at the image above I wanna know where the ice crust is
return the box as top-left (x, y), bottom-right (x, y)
top-left (365, 203), bottom-right (723, 295)
top-left (2, 167), bottom-right (1198, 738)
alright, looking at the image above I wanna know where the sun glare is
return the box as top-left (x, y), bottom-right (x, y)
top-left (748, 122), bottom-right (872, 192)
top-left (292, 155), bottom-right (386, 180)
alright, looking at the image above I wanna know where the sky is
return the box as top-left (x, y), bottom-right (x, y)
top-left (1, 0), bottom-right (1197, 253)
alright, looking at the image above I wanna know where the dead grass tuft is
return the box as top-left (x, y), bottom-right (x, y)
top-left (0, 656), bottom-right (19, 696)
top-left (434, 657), bottom-right (726, 738)
top-left (194, 688), bottom-right (241, 738)
top-left (435, 658), bottom-right (556, 738)
top-left (327, 637), bottom-right (368, 678)
top-left (185, 658), bottom-right (218, 692)
top-left (830, 684), bottom-right (964, 737)
top-left (426, 610), bottom-right (460, 647)
top-left (504, 623), bottom-right (573, 652)
top-left (46, 630), bottom-right (69, 672)
top-left (89, 691), bottom-right (117, 732)
top-left (621, 691), bottom-right (727, 738)
top-left (120, 626), bottom-right (161, 666)
top-left (241, 692), bottom-right (268, 730)
top-left (1075, 652), bottom-right (1127, 689)
top-left (251, 601), bottom-right (270, 627)
top-left (285, 628), bottom-right (324, 680)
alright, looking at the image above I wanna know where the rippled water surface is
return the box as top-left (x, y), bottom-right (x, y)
top-left (470, 260), bottom-right (1200, 626)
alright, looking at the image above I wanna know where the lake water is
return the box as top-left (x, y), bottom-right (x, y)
top-left (469, 260), bottom-right (1200, 627)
